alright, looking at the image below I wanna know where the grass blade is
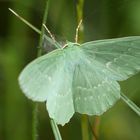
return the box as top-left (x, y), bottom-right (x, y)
top-left (50, 119), bottom-right (62, 140)
top-left (121, 93), bottom-right (140, 116)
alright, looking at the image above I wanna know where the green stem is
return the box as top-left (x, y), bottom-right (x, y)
top-left (76, 0), bottom-right (84, 43)
top-left (36, 1), bottom-right (62, 140)
top-left (92, 117), bottom-right (100, 140)
top-left (81, 115), bottom-right (89, 140)
top-left (76, 0), bottom-right (90, 140)
top-left (121, 93), bottom-right (140, 116)
top-left (50, 119), bottom-right (62, 140)
top-left (32, 0), bottom-right (51, 138)
top-left (88, 118), bottom-right (98, 140)
top-left (37, 0), bottom-right (50, 56)
top-left (32, 104), bottom-right (39, 140)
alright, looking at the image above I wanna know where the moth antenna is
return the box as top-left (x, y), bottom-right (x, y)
top-left (43, 24), bottom-right (56, 43)
top-left (62, 43), bottom-right (68, 49)
top-left (75, 19), bottom-right (83, 43)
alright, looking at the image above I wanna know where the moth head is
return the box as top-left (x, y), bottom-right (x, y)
top-left (62, 42), bottom-right (80, 49)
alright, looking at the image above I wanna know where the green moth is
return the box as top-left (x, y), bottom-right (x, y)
top-left (19, 36), bottom-right (140, 125)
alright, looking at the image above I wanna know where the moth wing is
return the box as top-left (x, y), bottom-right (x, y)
top-left (19, 49), bottom-right (63, 101)
top-left (46, 64), bottom-right (74, 125)
top-left (19, 49), bottom-right (74, 125)
top-left (81, 36), bottom-right (140, 81)
top-left (72, 57), bottom-right (120, 115)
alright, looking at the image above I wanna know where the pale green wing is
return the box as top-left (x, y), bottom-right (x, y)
top-left (46, 64), bottom-right (74, 125)
top-left (19, 48), bottom-right (74, 125)
top-left (81, 36), bottom-right (140, 81)
top-left (72, 56), bottom-right (120, 115)
top-left (19, 49), bottom-right (63, 101)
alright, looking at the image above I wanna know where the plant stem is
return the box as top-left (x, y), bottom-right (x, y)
top-left (121, 93), bottom-right (140, 116)
top-left (32, 0), bottom-right (51, 138)
top-left (32, 104), bottom-right (38, 140)
top-left (76, 0), bottom-right (84, 43)
top-left (36, 1), bottom-right (62, 140)
top-left (92, 116), bottom-right (100, 140)
top-left (81, 115), bottom-right (89, 140)
top-left (50, 119), bottom-right (62, 140)
top-left (88, 118), bottom-right (98, 140)
top-left (76, 0), bottom-right (90, 140)
top-left (37, 0), bottom-right (50, 57)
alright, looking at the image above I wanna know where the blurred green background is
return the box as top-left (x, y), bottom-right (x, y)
top-left (0, 0), bottom-right (140, 140)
